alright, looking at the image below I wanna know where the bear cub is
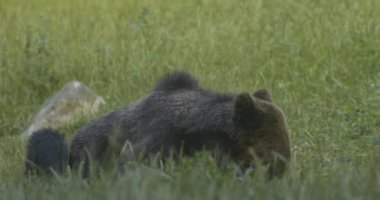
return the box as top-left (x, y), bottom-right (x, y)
top-left (26, 71), bottom-right (291, 179)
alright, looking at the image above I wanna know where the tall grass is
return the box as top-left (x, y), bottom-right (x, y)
top-left (0, 0), bottom-right (379, 199)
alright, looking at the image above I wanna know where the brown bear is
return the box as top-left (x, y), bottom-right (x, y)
top-left (25, 71), bottom-right (291, 179)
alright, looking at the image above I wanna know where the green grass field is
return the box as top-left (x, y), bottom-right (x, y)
top-left (1, 0), bottom-right (379, 199)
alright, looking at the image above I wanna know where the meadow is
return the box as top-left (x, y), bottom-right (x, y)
top-left (0, 0), bottom-right (379, 199)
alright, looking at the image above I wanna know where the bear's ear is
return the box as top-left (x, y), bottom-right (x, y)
top-left (253, 89), bottom-right (272, 102)
top-left (233, 93), bottom-right (263, 131)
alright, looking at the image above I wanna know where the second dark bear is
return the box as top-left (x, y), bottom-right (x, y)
top-left (27, 71), bottom-right (291, 179)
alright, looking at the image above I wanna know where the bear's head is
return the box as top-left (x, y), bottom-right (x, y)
top-left (232, 89), bottom-right (291, 179)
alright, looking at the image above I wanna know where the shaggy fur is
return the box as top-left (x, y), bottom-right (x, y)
top-left (25, 129), bottom-right (68, 175)
top-left (26, 71), bottom-right (291, 179)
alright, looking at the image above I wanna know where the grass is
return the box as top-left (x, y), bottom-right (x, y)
top-left (0, 0), bottom-right (379, 199)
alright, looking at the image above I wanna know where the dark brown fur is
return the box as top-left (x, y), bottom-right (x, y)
top-left (26, 71), bottom-right (291, 179)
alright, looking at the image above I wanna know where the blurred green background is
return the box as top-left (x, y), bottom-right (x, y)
top-left (0, 0), bottom-right (379, 199)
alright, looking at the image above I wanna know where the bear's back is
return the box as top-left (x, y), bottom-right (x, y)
top-left (69, 71), bottom-right (239, 168)
top-left (122, 84), bottom-right (237, 155)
